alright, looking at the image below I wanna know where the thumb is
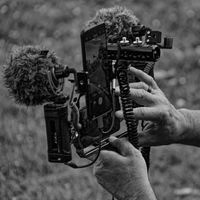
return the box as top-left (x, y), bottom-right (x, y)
top-left (109, 136), bottom-right (135, 156)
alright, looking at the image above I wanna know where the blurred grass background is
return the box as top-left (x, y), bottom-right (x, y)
top-left (1, 0), bottom-right (200, 199)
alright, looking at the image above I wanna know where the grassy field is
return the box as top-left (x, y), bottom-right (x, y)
top-left (1, 0), bottom-right (200, 199)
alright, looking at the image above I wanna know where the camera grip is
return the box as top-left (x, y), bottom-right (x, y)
top-left (44, 103), bottom-right (72, 163)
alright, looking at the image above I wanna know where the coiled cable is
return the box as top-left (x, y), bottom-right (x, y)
top-left (116, 63), bottom-right (139, 149)
top-left (140, 62), bottom-right (155, 170)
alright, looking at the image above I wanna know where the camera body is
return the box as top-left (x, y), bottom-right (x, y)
top-left (43, 23), bottom-right (173, 164)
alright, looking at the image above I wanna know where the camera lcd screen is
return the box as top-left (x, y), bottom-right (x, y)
top-left (84, 32), bottom-right (112, 119)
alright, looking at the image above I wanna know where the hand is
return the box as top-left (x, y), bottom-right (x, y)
top-left (94, 136), bottom-right (156, 200)
top-left (115, 67), bottom-right (188, 146)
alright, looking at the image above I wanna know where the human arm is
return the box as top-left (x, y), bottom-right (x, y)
top-left (94, 136), bottom-right (157, 200)
top-left (115, 67), bottom-right (200, 147)
top-left (176, 109), bottom-right (200, 146)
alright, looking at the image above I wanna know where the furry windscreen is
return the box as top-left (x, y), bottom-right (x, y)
top-left (86, 6), bottom-right (140, 42)
top-left (4, 46), bottom-right (60, 106)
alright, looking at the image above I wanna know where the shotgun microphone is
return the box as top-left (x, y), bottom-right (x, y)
top-left (4, 46), bottom-right (74, 106)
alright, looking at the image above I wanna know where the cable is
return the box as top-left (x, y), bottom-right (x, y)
top-left (101, 62), bottom-right (118, 134)
top-left (140, 62), bottom-right (155, 170)
top-left (116, 64), bottom-right (139, 148)
top-left (65, 141), bottom-right (101, 168)
top-left (114, 42), bottom-right (139, 149)
top-left (101, 88), bottom-right (116, 134)
top-left (47, 68), bottom-right (64, 96)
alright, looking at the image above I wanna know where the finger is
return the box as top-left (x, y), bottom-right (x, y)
top-left (115, 86), bottom-right (120, 95)
top-left (109, 136), bottom-right (135, 156)
top-left (130, 88), bottom-right (156, 106)
top-left (95, 149), bottom-right (124, 168)
top-left (115, 110), bottom-right (135, 120)
top-left (86, 152), bottom-right (98, 161)
top-left (141, 121), bottom-right (156, 132)
top-left (133, 107), bottom-right (166, 121)
top-left (116, 82), bottom-right (151, 95)
top-left (129, 82), bottom-right (149, 91)
top-left (129, 67), bottom-right (158, 89)
top-left (93, 150), bottom-right (124, 180)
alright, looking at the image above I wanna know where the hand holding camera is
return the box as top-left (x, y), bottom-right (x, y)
top-left (94, 136), bottom-right (156, 200)
top-left (115, 67), bottom-right (188, 147)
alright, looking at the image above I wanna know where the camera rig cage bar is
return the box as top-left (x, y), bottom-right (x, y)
top-left (43, 23), bottom-right (173, 168)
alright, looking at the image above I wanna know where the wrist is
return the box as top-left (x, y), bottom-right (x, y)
top-left (135, 181), bottom-right (157, 200)
top-left (121, 178), bottom-right (157, 200)
top-left (175, 108), bottom-right (193, 144)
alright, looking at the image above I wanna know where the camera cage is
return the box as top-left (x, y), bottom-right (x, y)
top-left (43, 23), bottom-right (173, 168)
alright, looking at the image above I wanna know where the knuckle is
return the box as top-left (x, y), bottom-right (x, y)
top-left (112, 139), bottom-right (121, 148)
top-left (136, 89), bottom-right (146, 99)
top-left (127, 148), bottom-right (141, 162)
top-left (141, 82), bottom-right (148, 90)
top-left (123, 141), bottom-right (133, 152)
top-left (149, 77), bottom-right (157, 89)
top-left (161, 106), bottom-right (170, 120)
top-left (158, 94), bottom-right (168, 103)
top-left (149, 76), bottom-right (155, 85)
top-left (119, 137), bottom-right (128, 144)
top-left (128, 146), bottom-right (138, 156)
top-left (138, 107), bottom-right (145, 118)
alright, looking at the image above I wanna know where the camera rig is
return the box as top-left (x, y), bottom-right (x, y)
top-left (43, 23), bottom-right (173, 168)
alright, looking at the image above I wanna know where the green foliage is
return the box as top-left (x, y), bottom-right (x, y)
top-left (1, 0), bottom-right (200, 200)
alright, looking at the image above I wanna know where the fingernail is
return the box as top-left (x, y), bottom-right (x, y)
top-left (115, 86), bottom-right (120, 94)
top-left (115, 111), bottom-right (124, 119)
top-left (130, 67), bottom-right (137, 73)
top-left (109, 136), bottom-right (117, 143)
